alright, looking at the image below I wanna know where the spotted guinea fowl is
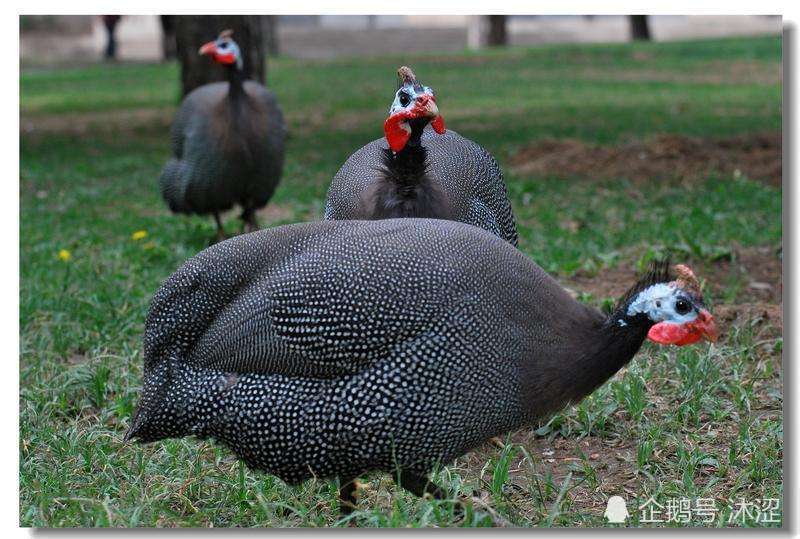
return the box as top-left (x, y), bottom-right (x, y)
top-left (159, 29), bottom-right (286, 239)
top-left (324, 67), bottom-right (518, 246)
top-left (125, 218), bottom-right (716, 516)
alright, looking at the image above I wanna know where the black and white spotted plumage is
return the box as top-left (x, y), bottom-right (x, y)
top-left (127, 218), bottom-right (667, 489)
top-left (324, 126), bottom-right (519, 246)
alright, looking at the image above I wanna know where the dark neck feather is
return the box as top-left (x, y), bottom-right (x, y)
top-left (385, 118), bottom-right (430, 187)
top-left (569, 311), bottom-right (652, 402)
top-left (364, 120), bottom-right (453, 220)
top-left (383, 145), bottom-right (429, 192)
top-left (226, 65), bottom-right (245, 103)
top-left (521, 261), bottom-right (671, 421)
top-left (561, 263), bottom-right (671, 404)
top-left (521, 308), bottom-right (652, 425)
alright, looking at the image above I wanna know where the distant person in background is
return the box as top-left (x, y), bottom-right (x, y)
top-left (101, 15), bottom-right (122, 60)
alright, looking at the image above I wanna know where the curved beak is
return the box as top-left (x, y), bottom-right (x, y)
top-left (198, 41), bottom-right (217, 56)
top-left (694, 309), bottom-right (719, 342)
top-left (412, 93), bottom-right (446, 134)
top-left (413, 93), bottom-right (439, 119)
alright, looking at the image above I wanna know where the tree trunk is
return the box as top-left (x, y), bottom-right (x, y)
top-left (101, 15), bottom-right (121, 60)
top-left (261, 15), bottom-right (279, 57)
top-left (629, 15), bottom-right (651, 41)
top-left (175, 15), bottom-right (265, 97)
top-left (486, 15), bottom-right (507, 47)
top-left (160, 15), bottom-right (177, 61)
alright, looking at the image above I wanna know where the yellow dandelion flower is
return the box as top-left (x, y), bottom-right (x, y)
top-left (131, 230), bottom-right (148, 241)
top-left (58, 249), bottom-right (72, 262)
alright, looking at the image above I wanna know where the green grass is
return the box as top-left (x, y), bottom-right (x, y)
top-left (20, 35), bottom-right (782, 527)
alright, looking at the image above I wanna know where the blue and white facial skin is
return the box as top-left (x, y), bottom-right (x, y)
top-left (389, 83), bottom-right (437, 116)
top-left (624, 266), bottom-right (718, 345)
top-left (199, 34), bottom-right (243, 70)
top-left (627, 283), bottom-right (699, 324)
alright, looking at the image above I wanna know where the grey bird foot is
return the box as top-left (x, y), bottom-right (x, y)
top-left (241, 210), bottom-right (259, 234)
top-left (395, 471), bottom-right (464, 517)
top-left (211, 229), bottom-right (227, 245)
top-left (338, 477), bottom-right (362, 525)
top-left (489, 437), bottom-right (505, 448)
top-left (212, 213), bottom-right (227, 243)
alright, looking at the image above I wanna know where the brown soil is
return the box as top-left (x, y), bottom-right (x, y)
top-left (20, 108), bottom-right (173, 137)
top-left (565, 245), bottom-right (782, 304)
top-left (575, 60), bottom-right (781, 86)
top-left (714, 302), bottom-right (783, 338)
top-left (463, 408), bottom-right (777, 523)
top-left (255, 203), bottom-right (302, 224)
top-left (511, 132), bottom-right (782, 187)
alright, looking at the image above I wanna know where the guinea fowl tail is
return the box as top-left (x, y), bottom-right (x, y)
top-left (125, 359), bottom-right (228, 444)
top-left (158, 159), bottom-right (188, 214)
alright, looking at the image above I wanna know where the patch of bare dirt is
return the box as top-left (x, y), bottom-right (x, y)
top-left (66, 353), bottom-right (87, 365)
top-left (511, 132), bottom-right (782, 187)
top-left (566, 246), bottom-right (781, 304)
top-left (447, 431), bottom-right (635, 522)
top-left (471, 430), bottom-right (634, 483)
top-left (20, 108), bottom-right (174, 137)
top-left (255, 203), bottom-right (301, 224)
top-left (576, 60), bottom-right (781, 86)
top-left (714, 303), bottom-right (783, 337)
top-left (454, 382), bottom-right (780, 522)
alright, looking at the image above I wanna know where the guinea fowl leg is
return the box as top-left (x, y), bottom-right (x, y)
top-left (241, 207), bottom-right (259, 233)
top-left (338, 477), bottom-right (360, 519)
top-left (213, 212), bottom-right (226, 242)
top-left (395, 471), bottom-right (464, 516)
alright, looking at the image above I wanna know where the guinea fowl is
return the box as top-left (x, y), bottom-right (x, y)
top-left (125, 218), bottom-right (717, 516)
top-left (324, 67), bottom-right (518, 246)
top-left (159, 30), bottom-right (286, 239)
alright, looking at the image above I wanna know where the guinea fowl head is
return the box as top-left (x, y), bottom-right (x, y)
top-left (614, 261), bottom-right (718, 345)
top-left (199, 29), bottom-right (243, 70)
top-left (384, 66), bottom-right (446, 152)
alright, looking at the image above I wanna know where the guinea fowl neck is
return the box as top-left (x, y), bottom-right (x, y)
top-left (569, 312), bottom-right (652, 403)
top-left (520, 306), bottom-right (653, 421)
top-left (386, 118), bottom-right (430, 189)
top-left (371, 118), bottom-right (450, 219)
top-left (576, 310), bottom-right (652, 397)
top-left (226, 65), bottom-right (245, 104)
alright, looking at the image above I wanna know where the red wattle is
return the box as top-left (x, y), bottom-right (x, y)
top-left (215, 52), bottom-right (236, 65)
top-left (431, 115), bottom-right (446, 134)
top-left (647, 322), bottom-right (703, 346)
top-left (384, 114), bottom-right (412, 152)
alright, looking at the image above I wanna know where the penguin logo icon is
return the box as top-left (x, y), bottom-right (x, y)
top-left (604, 496), bottom-right (629, 523)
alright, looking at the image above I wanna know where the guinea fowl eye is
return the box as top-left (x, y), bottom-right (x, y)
top-left (398, 92), bottom-right (411, 107)
top-left (218, 42), bottom-right (228, 50)
top-left (675, 299), bottom-right (691, 315)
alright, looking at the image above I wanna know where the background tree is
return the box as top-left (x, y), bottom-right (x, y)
top-left (261, 15), bottom-right (280, 57)
top-left (629, 15), bottom-right (651, 41)
top-left (468, 15), bottom-right (508, 49)
top-left (100, 15), bottom-right (121, 60)
top-left (175, 15), bottom-right (265, 97)
top-left (487, 15), bottom-right (508, 47)
top-left (160, 15), bottom-right (177, 61)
